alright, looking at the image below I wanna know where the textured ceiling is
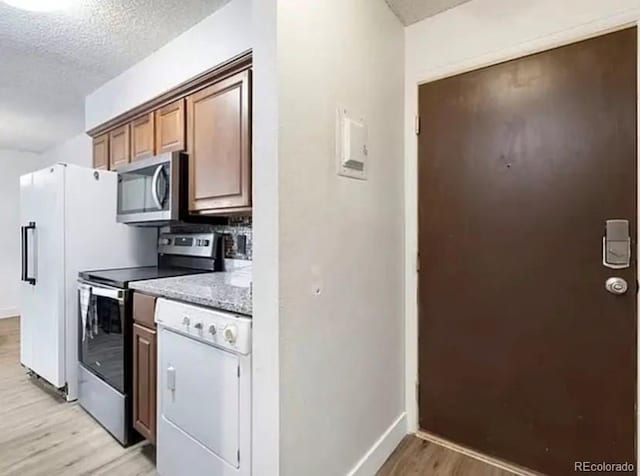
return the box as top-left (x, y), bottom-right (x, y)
top-left (385, 0), bottom-right (472, 25)
top-left (0, 0), bottom-right (230, 153)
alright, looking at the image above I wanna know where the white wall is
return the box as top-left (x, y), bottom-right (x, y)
top-left (404, 0), bottom-right (640, 432)
top-left (0, 150), bottom-right (46, 318)
top-left (251, 0), bottom-right (280, 474)
top-left (39, 133), bottom-right (92, 168)
top-left (277, 1), bottom-right (405, 475)
top-left (85, 0), bottom-right (252, 130)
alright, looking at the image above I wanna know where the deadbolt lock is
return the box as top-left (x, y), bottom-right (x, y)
top-left (603, 220), bottom-right (631, 269)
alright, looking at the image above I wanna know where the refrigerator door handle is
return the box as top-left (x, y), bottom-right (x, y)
top-left (21, 226), bottom-right (27, 282)
top-left (21, 222), bottom-right (36, 286)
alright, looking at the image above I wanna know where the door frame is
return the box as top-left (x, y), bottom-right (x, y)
top-left (404, 9), bottom-right (640, 469)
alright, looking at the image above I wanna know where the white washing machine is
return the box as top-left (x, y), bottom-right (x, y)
top-left (155, 298), bottom-right (252, 476)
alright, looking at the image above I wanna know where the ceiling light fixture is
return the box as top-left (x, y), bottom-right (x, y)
top-left (2, 0), bottom-right (77, 12)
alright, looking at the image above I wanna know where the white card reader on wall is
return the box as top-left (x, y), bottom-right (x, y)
top-left (336, 106), bottom-right (367, 180)
top-left (603, 219), bottom-right (631, 269)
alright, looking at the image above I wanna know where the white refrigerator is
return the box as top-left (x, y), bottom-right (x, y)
top-left (19, 163), bottom-right (157, 401)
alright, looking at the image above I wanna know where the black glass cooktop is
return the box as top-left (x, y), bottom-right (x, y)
top-left (79, 266), bottom-right (207, 289)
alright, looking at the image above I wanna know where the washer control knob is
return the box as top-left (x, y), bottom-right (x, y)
top-left (194, 322), bottom-right (203, 331)
top-left (223, 325), bottom-right (238, 344)
top-left (208, 324), bottom-right (217, 335)
top-left (182, 316), bottom-right (190, 326)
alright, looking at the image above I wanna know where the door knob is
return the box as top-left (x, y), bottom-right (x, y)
top-left (605, 277), bottom-right (628, 295)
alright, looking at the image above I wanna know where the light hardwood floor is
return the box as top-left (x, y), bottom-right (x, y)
top-left (377, 436), bottom-right (516, 476)
top-left (2, 316), bottom-right (514, 476)
top-left (0, 317), bottom-right (155, 476)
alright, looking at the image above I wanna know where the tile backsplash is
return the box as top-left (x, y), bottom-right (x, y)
top-left (219, 216), bottom-right (252, 260)
top-left (166, 217), bottom-right (252, 260)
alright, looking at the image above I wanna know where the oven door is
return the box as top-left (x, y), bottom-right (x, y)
top-left (116, 152), bottom-right (183, 225)
top-left (78, 283), bottom-right (127, 393)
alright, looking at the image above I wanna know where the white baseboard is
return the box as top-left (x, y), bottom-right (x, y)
top-left (348, 412), bottom-right (407, 476)
top-left (0, 307), bottom-right (19, 319)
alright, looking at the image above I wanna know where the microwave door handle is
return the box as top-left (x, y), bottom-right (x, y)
top-left (151, 165), bottom-right (164, 210)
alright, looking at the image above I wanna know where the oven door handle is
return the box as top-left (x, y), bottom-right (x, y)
top-left (91, 286), bottom-right (125, 302)
top-left (151, 165), bottom-right (167, 210)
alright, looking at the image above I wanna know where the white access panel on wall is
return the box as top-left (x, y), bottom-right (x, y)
top-left (336, 106), bottom-right (368, 180)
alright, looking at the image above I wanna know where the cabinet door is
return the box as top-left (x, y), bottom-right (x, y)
top-left (155, 99), bottom-right (186, 153)
top-left (133, 323), bottom-right (157, 444)
top-left (131, 113), bottom-right (155, 161)
top-left (186, 70), bottom-right (251, 214)
top-left (93, 134), bottom-right (109, 170)
top-left (109, 124), bottom-right (131, 170)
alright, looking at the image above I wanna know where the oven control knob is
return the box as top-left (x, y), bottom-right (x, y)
top-left (223, 325), bottom-right (238, 344)
top-left (159, 237), bottom-right (171, 246)
top-left (182, 316), bottom-right (190, 327)
top-left (194, 322), bottom-right (203, 331)
top-left (208, 324), bottom-right (217, 335)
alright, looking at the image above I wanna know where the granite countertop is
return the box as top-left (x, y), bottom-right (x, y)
top-left (130, 264), bottom-right (252, 316)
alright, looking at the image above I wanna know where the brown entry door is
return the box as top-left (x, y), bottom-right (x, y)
top-left (418, 28), bottom-right (637, 475)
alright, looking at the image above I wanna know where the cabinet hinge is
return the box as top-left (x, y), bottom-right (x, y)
top-left (415, 115), bottom-right (421, 135)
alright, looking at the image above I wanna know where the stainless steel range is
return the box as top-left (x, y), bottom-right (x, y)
top-left (76, 231), bottom-right (223, 446)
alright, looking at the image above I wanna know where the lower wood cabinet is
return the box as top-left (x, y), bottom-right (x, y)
top-left (133, 293), bottom-right (157, 444)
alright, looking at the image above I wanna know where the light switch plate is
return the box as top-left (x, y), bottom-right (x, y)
top-left (336, 105), bottom-right (367, 180)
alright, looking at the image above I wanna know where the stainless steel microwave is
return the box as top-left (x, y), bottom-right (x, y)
top-left (116, 152), bottom-right (186, 226)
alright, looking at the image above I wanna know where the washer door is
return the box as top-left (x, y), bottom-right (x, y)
top-left (159, 328), bottom-right (240, 467)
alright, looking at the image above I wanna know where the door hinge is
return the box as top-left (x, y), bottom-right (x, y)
top-left (416, 251), bottom-right (420, 272)
top-left (415, 115), bottom-right (421, 135)
top-left (415, 381), bottom-right (420, 403)
top-left (237, 449), bottom-right (240, 464)
top-left (237, 365), bottom-right (240, 378)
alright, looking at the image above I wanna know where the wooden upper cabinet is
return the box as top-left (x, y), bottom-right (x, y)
top-left (109, 124), bottom-right (131, 170)
top-left (186, 70), bottom-right (251, 214)
top-left (155, 99), bottom-right (186, 153)
top-left (93, 134), bottom-right (109, 170)
top-left (131, 113), bottom-right (155, 161)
